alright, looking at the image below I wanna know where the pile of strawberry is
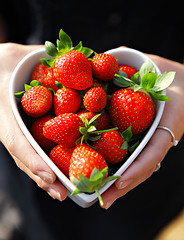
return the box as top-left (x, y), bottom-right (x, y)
top-left (15, 29), bottom-right (175, 205)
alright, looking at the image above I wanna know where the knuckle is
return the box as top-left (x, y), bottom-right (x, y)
top-left (0, 43), bottom-right (18, 56)
top-left (26, 157), bottom-right (40, 176)
top-left (37, 178), bottom-right (49, 191)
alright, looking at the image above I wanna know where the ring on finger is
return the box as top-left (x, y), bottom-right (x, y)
top-left (157, 126), bottom-right (179, 146)
top-left (154, 163), bottom-right (161, 172)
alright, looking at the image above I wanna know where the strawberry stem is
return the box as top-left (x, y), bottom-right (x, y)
top-left (92, 127), bottom-right (118, 134)
top-left (95, 188), bottom-right (104, 206)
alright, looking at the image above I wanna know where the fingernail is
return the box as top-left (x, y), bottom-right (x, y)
top-left (117, 180), bottom-right (130, 190)
top-left (47, 188), bottom-right (62, 201)
top-left (103, 201), bottom-right (112, 210)
top-left (37, 171), bottom-right (55, 184)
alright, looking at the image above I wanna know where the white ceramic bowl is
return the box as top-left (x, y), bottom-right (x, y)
top-left (9, 47), bottom-right (164, 208)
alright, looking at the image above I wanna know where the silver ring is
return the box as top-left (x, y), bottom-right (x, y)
top-left (157, 126), bottom-right (179, 146)
top-left (154, 163), bottom-right (161, 172)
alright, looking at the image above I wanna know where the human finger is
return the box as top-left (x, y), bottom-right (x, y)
top-left (14, 156), bottom-right (67, 201)
top-left (101, 127), bottom-right (173, 209)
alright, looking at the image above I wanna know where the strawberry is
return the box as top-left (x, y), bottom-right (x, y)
top-left (112, 60), bottom-right (176, 134)
top-left (118, 64), bottom-right (137, 79)
top-left (50, 145), bottom-right (74, 176)
top-left (69, 143), bottom-right (107, 180)
top-left (41, 29), bottom-right (94, 90)
top-left (31, 115), bottom-right (56, 151)
top-left (69, 143), bottom-right (120, 205)
top-left (21, 85), bottom-right (53, 118)
top-left (53, 50), bottom-right (93, 90)
top-left (83, 87), bottom-right (107, 113)
top-left (54, 88), bottom-right (82, 115)
top-left (91, 53), bottom-right (118, 81)
top-left (32, 62), bottom-right (58, 92)
top-left (92, 130), bottom-right (128, 164)
top-left (43, 113), bottom-right (84, 148)
top-left (109, 89), bottom-right (156, 135)
top-left (77, 109), bottom-right (111, 131)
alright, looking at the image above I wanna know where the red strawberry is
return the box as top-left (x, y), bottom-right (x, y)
top-left (109, 89), bottom-right (156, 135)
top-left (43, 113), bottom-right (83, 148)
top-left (77, 109), bottom-right (111, 131)
top-left (69, 143), bottom-right (120, 205)
top-left (50, 145), bottom-right (74, 176)
top-left (54, 88), bottom-right (82, 115)
top-left (31, 115), bottom-right (56, 151)
top-left (53, 50), bottom-right (93, 90)
top-left (21, 86), bottom-right (53, 118)
top-left (83, 87), bottom-right (107, 113)
top-left (69, 143), bottom-right (107, 180)
top-left (92, 130), bottom-right (128, 164)
top-left (32, 62), bottom-right (58, 92)
top-left (91, 53), bottom-right (118, 81)
top-left (118, 64), bottom-right (137, 79)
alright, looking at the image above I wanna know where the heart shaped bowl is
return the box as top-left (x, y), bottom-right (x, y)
top-left (9, 47), bottom-right (164, 208)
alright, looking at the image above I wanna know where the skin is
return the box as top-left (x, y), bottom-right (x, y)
top-left (0, 43), bottom-right (184, 207)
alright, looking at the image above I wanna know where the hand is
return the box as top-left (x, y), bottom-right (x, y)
top-left (0, 43), bottom-right (68, 201)
top-left (101, 54), bottom-right (184, 209)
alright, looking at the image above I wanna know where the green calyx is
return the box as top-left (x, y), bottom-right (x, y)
top-left (14, 80), bottom-right (42, 98)
top-left (77, 114), bottom-right (118, 145)
top-left (14, 80), bottom-right (55, 98)
top-left (113, 60), bottom-right (175, 101)
top-left (71, 167), bottom-right (121, 206)
top-left (120, 126), bottom-right (140, 152)
top-left (41, 29), bottom-right (94, 68)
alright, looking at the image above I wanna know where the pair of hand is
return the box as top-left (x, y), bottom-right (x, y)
top-left (0, 43), bottom-right (184, 209)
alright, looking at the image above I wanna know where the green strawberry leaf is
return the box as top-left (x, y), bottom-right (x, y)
top-left (88, 135), bottom-right (102, 141)
top-left (58, 29), bottom-right (73, 53)
top-left (71, 188), bottom-right (82, 195)
top-left (149, 90), bottom-right (171, 101)
top-left (140, 72), bottom-right (157, 90)
top-left (90, 168), bottom-right (104, 182)
top-left (80, 47), bottom-right (94, 58)
top-left (128, 141), bottom-right (139, 153)
top-left (131, 71), bottom-right (140, 84)
top-left (73, 41), bottom-right (83, 51)
top-left (133, 84), bottom-right (142, 92)
top-left (113, 73), bottom-right (134, 87)
top-left (24, 84), bottom-right (32, 91)
top-left (152, 72), bottom-right (175, 92)
top-left (79, 127), bottom-right (87, 135)
top-left (30, 80), bottom-right (42, 87)
top-left (120, 141), bottom-right (128, 150)
top-left (55, 81), bottom-right (63, 89)
top-left (56, 39), bottom-right (63, 52)
top-left (84, 117), bottom-right (90, 128)
top-left (104, 175), bottom-right (121, 184)
top-left (14, 91), bottom-right (25, 98)
top-left (48, 88), bottom-right (55, 97)
top-left (121, 126), bottom-right (133, 142)
top-left (45, 41), bottom-right (58, 57)
top-left (88, 114), bottom-right (101, 125)
top-left (118, 70), bottom-right (128, 78)
top-left (87, 125), bottom-right (97, 133)
top-left (139, 60), bottom-right (157, 78)
top-left (40, 58), bottom-right (55, 68)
